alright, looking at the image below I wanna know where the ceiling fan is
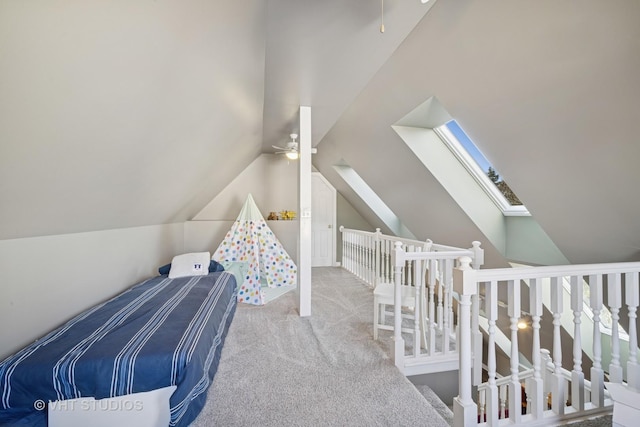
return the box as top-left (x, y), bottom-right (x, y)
top-left (272, 134), bottom-right (317, 160)
top-left (272, 133), bottom-right (300, 160)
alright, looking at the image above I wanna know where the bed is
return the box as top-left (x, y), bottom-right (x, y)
top-left (0, 254), bottom-right (237, 427)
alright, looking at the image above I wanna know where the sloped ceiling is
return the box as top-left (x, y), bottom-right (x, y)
top-left (313, 0), bottom-right (640, 265)
top-left (1, 0), bottom-right (639, 266)
top-left (0, 0), bottom-right (267, 239)
top-left (0, 0), bottom-right (430, 240)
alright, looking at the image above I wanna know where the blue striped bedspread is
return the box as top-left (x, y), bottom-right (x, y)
top-left (0, 271), bottom-right (237, 427)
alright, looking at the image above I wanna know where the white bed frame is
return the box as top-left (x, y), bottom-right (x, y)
top-left (48, 385), bottom-right (176, 427)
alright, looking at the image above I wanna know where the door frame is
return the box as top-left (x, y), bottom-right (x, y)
top-left (311, 172), bottom-right (337, 266)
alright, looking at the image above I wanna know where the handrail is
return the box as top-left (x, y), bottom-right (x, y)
top-left (462, 261), bottom-right (640, 282)
top-left (341, 227), bottom-right (637, 426)
top-left (453, 256), bottom-right (640, 426)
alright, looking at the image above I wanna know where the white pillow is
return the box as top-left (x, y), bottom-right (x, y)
top-left (168, 252), bottom-right (211, 279)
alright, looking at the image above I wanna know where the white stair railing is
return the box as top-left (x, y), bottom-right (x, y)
top-left (340, 227), bottom-right (427, 288)
top-left (390, 241), bottom-right (483, 375)
top-left (339, 227), bottom-right (484, 375)
top-left (453, 258), bottom-right (640, 427)
top-left (340, 227), bottom-right (378, 285)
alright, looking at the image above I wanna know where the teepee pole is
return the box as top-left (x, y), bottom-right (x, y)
top-left (297, 105), bottom-right (313, 317)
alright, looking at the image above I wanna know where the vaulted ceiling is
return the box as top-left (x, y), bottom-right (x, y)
top-left (1, 0), bottom-right (638, 265)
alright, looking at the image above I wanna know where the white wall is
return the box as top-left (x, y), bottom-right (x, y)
top-left (195, 154), bottom-right (299, 221)
top-left (0, 0), bottom-right (267, 241)
top-left (191, 153), bottom-right (367, 265)
top-left (190, 153), bottom-right (300, 262)
top-left (505, 216), bottom-right (568, 266)
top-left (0, 224), bottom-right (184, 360)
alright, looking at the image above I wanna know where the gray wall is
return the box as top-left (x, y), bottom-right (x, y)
top-left (0, 224), bottom-right (184, 360)
top-left (336, 192), bottom-right (374, 264)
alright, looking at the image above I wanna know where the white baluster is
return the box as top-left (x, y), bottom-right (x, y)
top-left (427, 258), bottom-right (437, 356)
top-left (342, 229), bottom-right (346, 271)
top-left (478, 389), bottom-right (486, 423)
top-left (608, 273), bottom-right (623, 383)
top-left (364, 234), bottom-right (369, 282)
top-left (570, 275), bottom-right (585, 411)
top-left (448, 259), bottom-right (456, 337)
top-left (370, 234), bottom-right (375, 286)
top-left (359, 234), bottom-right (364, 280)
top-left (472, 292), bottom-right (482, 386)
top-left (406, 245), bottom-right (414, 289)
top-left (348, 230), bottom-right (353, 273)
top-left (499, 384), bottom-right (507, 419)
top-left (412, 258), bottom-right (421, 357)
top-left (339, 227), bottom-right (344, 269)
top-left (378, 237), bottom-right (384, 282)
top-left (383, 239), bottom-right (390, 283)
top-left (589, 274), bottom-right (604, 407)
top-left (365, 235), bottom-right (370, 285)
top-left (351, 232), bottom-right (355, 274)
top-left (378, 238), bottom-right (389, 283)
top-left (362, 234), bottom-right (366, 279)
top-left (626, 271), bottom-right (640, 390)
top-left (486, 280), bottom-right (499, 425)
top-left (373, 228), bottom-right (380, 288)
top-left (419, 257), bottom-right (428, 352)
top-left (508, 279), bottom-right (521, 424)
top-left (442, 259), bottom-right (452, 354)
top-left (360, 234), bottom-right (369, 282)
top-left (342, 229), bottom-right (348, 272)
top-left (380, 238), bottom-right (388, 327)
top-left (550, 277), bottom-right (566, 414)
top-left (352, 232), bottom-right (356, 274)
top-left (359, 234), bottom-right (365, 280)
top-left (372, 235), bottom-right (377, 281)
top-left (351, 232), bottom-right (356, 276)
top-left (540, 348), bottom-right (552, 407)
top-left (527, 278), bottom-right (544, 419)
top-left (354, 233), bottom-right (359, 278)
top-left (437, 259), bottom-right (444, 332)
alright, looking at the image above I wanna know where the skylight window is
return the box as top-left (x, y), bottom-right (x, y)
top-left (435, 120), bottom-right (529, 216)
top-left (333, 162), bottom-right (416, 239)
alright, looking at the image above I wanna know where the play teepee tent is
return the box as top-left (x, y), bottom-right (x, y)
top-left (213, 194), bottom-right (297, 305)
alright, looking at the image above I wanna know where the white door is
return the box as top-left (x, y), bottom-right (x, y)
top-left (311, 173), bottom-right (336, 267)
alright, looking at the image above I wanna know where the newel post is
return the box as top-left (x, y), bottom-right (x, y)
top-left (391, 241), bottom-right (405, 372)
top-left (425, 238), bottom-right (434, 252)
top-left (453, 256), bottom-right (478, 427)
top-left (469, 241), bottom-right (484, 270)
top-left (374, 228), bottom-right (382, 287)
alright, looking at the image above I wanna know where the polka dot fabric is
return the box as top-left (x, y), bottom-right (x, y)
top-left (212, 195), bottom-right (297, 306)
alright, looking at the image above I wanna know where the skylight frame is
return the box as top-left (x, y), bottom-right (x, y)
top-left (333, 162), bottom-right (416, 239)
top-left (433, 123), bottom-right (530, 217)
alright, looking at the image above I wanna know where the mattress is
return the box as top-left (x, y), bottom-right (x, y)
top-left (0, 271), bottom-right (237, 426)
